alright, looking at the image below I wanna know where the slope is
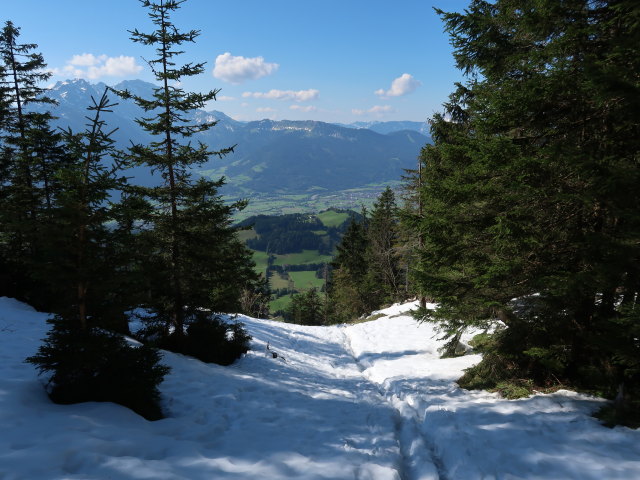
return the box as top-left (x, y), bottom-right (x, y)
top-left (1, 298), bottom-right (638, 479)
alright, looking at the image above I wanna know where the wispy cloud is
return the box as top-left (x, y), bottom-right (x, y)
top-left (213, 52), bottom-right (279, 84)
top-left (289, 105), bottom-right (317, 112)
top-left (256, 107), bottom-right (276, 113)
top-left (352, 105), bottom-right (395, 116)
top-left (242, 89), bottom-right (319, 102)
top-left (51, 54), bottom-right (143, 79)
top-left (375, 73), bottom-right (421, 98)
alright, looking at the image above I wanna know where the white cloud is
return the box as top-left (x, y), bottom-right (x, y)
top-left (69, 53), bottom-right (107, 66)
top-left (375, 73), bottom-right (421, 98)
top-left (369, 105), bottom-right (395, 114)
top-left (289, 105), bottom-right (317, 112)
top-left (256, 107), bottom-right (276, 113)
top-left (352, 105), bottom-right (395, 116)
top-left (52, 54), bottom-right (143, 80)
top-left (216, 95), bottom-right (236, 101)
top-left (242, 89), bottom-right (319, 102)
top-left (213, 52), bottom-right (279, 84)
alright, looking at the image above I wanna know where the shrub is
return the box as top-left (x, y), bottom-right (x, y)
top-left (467, 332), bottom-right (494, 353)
top-left (26, 316), bottom-right (170, 420)
top-left (595, 399), bottom-right (640, 429)
top-left (493, 379), bottom-right (534, 399)
top-left (458, 351), bottom-right (521, 391)
top-left (173, 312), bottom-right (251, 366)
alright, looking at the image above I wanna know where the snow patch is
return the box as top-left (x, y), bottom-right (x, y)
top-left (0, 297), bottom-right (638, 479)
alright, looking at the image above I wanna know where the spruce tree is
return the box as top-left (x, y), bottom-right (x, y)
top-left (413, 0), bottom-right (640, 400)
top-left (40, 90), bottom-right (128, 328)
top-left (287, 288), bottom-right (324, 325)
top-left (115, 0), bottom-right (256, 346)
top-left (329, 213), bottom-right (371, 321)
top-left (366, 187), bottom-right (403, 304)
top-left (27, 89), bottom-right (170, 420)
top-left (0, 21), bottom-right (63, 306)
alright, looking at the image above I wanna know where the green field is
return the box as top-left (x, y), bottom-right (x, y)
top-left (289, 270), bottom-right (324, 291)
top-left (227, 183), bottom-right (403, 221)
top-left (251, 250), bottom-right (269, 276)
top-left (236, 228), bottom-right (257, 243)
top-left (273, 250), bottom-right (333, 266)
top-left (317, 210), bottom-right (350, 228)
top-left (269, 272), bottom-right (291, 290)
top-left (269, 294), bottom-right (294, 313)
top-left (235, 206), bottom-right (364, 317)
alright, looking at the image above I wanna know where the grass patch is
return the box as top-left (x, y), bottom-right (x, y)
top-left (491, 379), bottom-right (534, 399)
top-left (251, 250), bottom-right (269, 276)
top-left (270, 294), bottom-right (293, 313)
top-left (317, 210), bottom-right (350, 228)
top-left (236, 228), bottom-right (257, 243)
top-left (273, 250), bottom-right (333, 266)
top-left (289, 270), bottom-right (324, 291)
top-left (347, 313), bottom-right (386, 324)
top-left (269, 272), bottom-right (290, 290)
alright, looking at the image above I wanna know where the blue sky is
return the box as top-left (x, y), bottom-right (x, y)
top-left (3, 0), bottom-right (470, 123)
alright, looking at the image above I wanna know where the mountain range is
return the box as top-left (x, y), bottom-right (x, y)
top-left (43, 79), bottom-right (430, 208)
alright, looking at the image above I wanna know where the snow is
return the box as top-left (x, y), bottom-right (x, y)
top-left (1, 297), bottom-right (639, 480)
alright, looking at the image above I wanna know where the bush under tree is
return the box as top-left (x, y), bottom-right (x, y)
top-left (26, 316), bottom-right (169, 421)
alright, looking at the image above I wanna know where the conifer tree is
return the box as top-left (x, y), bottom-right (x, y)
top-left (413, 0), bottom-right (640, 400)
top-left (366, 187), bottom-right (403, 303)
top-left (0, 21), bottom-right (63, 305)
top-left (286, 288), bottom-right (324, 325)
top-left (328, 212), bottom-right (371, 321)
top-left (0, 21), bottom-right (55, 144)
top-left (27, 89), bottom-right (170, 421)
top-left (41, 90), bottom-right (127, 328)
top-left (114, 0), bottom-right (255, 342)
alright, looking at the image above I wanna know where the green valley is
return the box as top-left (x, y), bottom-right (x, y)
top-left (237, 208), bottom-right (361, 316)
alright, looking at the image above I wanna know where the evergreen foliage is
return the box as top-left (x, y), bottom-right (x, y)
top-left (2, 3), bottom-right (257, 418)
top-left (411, 0), bottom-right (640, 410)
top-left (35, 90), bottom-right (133, 328)
top-left (328, 214), bottom-right (372, 321)
top-left (113, 0), bottom-right (257, 344)
top-left (286, 288), bottom-right (324, 325)
top-left (239, 210), bottom-right (353, 255)
top-left (366, 187), bottom-right (403, 303)
top-left (24, 89), bottom-right (171, 419)
top-left (26, 316), bottom-right (169, 421)
top-left (176, 312), bottom-right (251, 365)
top-left (329, 190), bottom-right (409, 322)
top-left (0, 20), bottom-right (62, 307)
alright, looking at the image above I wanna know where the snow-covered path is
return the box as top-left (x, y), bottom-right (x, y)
top-left (1, 298), bottom-right (639, 480)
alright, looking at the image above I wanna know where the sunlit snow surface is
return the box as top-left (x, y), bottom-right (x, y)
top-left (1, 297), bottom-right (638, 479)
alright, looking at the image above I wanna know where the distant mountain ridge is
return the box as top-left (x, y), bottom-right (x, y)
top-left (43, 79), bottom-right (430, 196)
top-left (336, 120), bottom-right (430, 136)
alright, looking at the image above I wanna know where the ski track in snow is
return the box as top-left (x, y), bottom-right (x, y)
top-left (340, 322), bottom-right (442, 480)
top-left (1, 297), bottom-right (640, 479)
